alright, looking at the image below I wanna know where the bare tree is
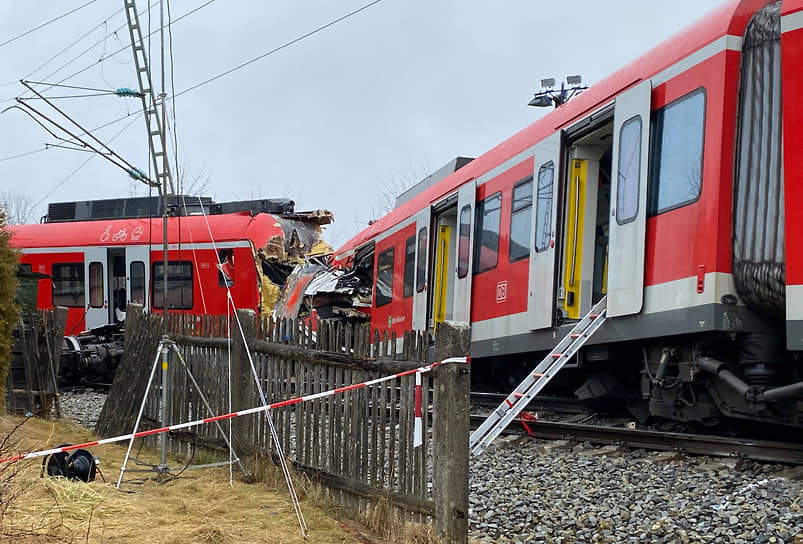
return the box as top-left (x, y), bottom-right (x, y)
top-left (372, 163), bottom-right (431, 220)
top-left (0, 191), bottom-right (38, 225)
top-left (178, 165), bottom-right (211, 196)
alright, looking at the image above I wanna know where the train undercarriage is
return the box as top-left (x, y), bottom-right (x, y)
top-left (475, 326), bottom-right (803, 431)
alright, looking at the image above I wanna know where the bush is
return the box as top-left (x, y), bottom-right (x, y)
top-left (0, 212), bottom-right (19, 405)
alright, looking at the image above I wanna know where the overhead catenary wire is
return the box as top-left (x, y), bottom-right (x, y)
top-left (0, 0), bottom-right (216, 106)
top-left (42, 0), bottom-right (215, 97)
top-left (20, 92), bottom-right (125, 100)
top-left (30, 115), bottom-right (139, 211)
top-left (44, 143), bottom-right (108, 154)
top-left (0, 5), bottom-right (126, 89)
top-left (0, 108), bottom-right (142, 164)
top-left (17, 81), bottom-right (156, 187)
top-left (167, 0), bottom-right (181, 193)
top-left (174, 0), bottom-right (387, 99)
top-left (22, 81), bottom-right (126, 94)
top-left (0, 0), bottom-right (382, 165)
top-left (0, 6), bottom-right (148, 105)
top-left (0, 1), bottom-right (99, 50)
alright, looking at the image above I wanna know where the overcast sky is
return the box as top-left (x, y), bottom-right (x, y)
top-left (0, 0), bottom-right (721, 248)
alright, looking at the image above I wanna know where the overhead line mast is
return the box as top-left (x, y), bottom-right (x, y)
top-left (123, 0), bottom-right (174, 196)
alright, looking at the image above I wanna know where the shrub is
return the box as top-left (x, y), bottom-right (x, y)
top-left (0, 211), bottom-right (19, 405)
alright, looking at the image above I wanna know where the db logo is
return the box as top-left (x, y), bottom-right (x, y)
top-left (496, 281), bottom-right (508, 303)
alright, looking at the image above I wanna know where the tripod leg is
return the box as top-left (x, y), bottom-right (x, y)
top-left (172, 345), bottom-right (250, 481)
top-left (116, 340), bottom-right (166, 489)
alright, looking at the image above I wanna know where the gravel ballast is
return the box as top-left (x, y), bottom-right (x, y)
top-left (470, 437), bottom-right (803, 544)
top-left (58, 389), bottom-right (107, 431)
top-left (59, 390), bottom-right (802, 543)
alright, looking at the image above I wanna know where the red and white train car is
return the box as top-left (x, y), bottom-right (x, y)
top-left (333, 0), bottom-right (803, 427)
top-left (10, 197), bottom-right (331, 336)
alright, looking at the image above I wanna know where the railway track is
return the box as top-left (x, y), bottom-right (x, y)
top-left (471, 391), bottom-right (587, 414)
top-left (471, 413), bottom-right (803, 465)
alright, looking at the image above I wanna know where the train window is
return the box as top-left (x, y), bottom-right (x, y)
top-left (473, 192), bottom-right (501, 275)
top-left (19, 263), bottom-right (32, 274)
top-left (89, 262), bottom-right (104, 308)
top-left (616, 116), bottom-right (642, 225)
top-left (534, 162), bottom-right (554, 252)
top-left (457, 204), bottom-right (471, 278)
top-left (152, 261), bottom-right (193, 309)
top-left (130, 261), bottom-right (145, 305)
top-left (509, 177), bottom-right (533, 261)
top-left (52, 263), bottom-right (85, 308)
top-left (648, 89), bottom-right (705, 215)
top-left (217, 249), bottom-right (235, 287)
top-left (403, 236), bottom-right (415, 298)
top-left (375, 247), bottom-right (394, 307)
top-left (415, 227), bottom-right (427, 293)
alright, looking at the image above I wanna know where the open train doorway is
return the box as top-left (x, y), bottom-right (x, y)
top-left (109, 248), bottom-right (126, 323)
top-left (430, 205), bottom-right (457, 329)
top-left (560, 120), bottom-right (613, 321)
top-left (428, 180), bottom-right (476, 330)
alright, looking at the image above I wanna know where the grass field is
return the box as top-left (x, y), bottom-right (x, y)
top-left (0, 415), bottom-right (362, 543)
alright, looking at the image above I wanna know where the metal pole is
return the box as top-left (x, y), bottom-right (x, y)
top-left (159, 0), bottom-right (169, 472)
top-left (117, 342), bottom-right (164, 488)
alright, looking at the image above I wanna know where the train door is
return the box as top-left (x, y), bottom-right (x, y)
top-left (561, 121), bottom-right (613, 320)
top-left (412, 208), bottom-right (431, 331)
top-left (83, 247), bottom-right (107, 330)
top-left (122, 246), bottom-right (149, 317)
top-left (527, 132), bottom-right (562, 329)
top-left (431, 210), bottom-right (456, 328)
top-left (108, 248), bottom-right (126, 323)
top-left (453, 180), bottom-right (476, 323)
top-left (608, 80), bottom-right (652, 317)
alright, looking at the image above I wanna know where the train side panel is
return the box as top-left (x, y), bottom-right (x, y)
top-left (371, 222), bottom-right (416, 339)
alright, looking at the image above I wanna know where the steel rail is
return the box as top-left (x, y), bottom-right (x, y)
top-left (471, 415), bottom-right (803, 465)
top-left (471, 392), bottom-right (588, 414)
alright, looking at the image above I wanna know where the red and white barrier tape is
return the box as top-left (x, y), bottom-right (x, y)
top-left (0, 356), bottom-right (469, 465)
top-left (414, 371), bottom-right (423, 448)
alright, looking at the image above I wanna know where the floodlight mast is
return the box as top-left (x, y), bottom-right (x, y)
top-left (528, 75), bottom-right (588, 109)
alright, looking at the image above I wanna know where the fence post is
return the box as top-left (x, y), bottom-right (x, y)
top-left (433, 321), bottom-right (470, 544)
top-left (95, 304), bottom-right (165, 437)
top-left (231, 309), bottom-right (256, 456)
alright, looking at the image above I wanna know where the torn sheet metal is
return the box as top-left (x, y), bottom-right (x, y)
top-left (273, 262), bottom-right (370, 322)
top-left (274, 217), bottom-right (333, 261)
top-left (274, 264), bottom-right (326, 320)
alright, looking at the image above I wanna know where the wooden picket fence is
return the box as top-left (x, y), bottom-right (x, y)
top-left (95, 306), bottom-right (470, 543)
top-left (5, 308), bottom-right (67, 418)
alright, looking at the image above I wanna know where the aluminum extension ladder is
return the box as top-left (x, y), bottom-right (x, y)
top-left (469, 295), bottom-right (608, 455)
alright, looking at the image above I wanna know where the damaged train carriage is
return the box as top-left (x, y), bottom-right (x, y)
top-left (10, 196), bottom-right (333, 382)
top-left (282, 0), bottom-right (803, 430)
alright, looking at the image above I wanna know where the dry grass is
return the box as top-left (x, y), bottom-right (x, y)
top-left (360, 497), bottom-right (439, 544)
top-left (0, 415), bottom-right (360, 543)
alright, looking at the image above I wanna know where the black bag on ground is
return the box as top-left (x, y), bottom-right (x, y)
top-left (41, 445), bottom-right (97, 482)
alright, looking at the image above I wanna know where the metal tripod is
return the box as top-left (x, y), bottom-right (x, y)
top-left (116, 336), bottom-right (248, 487)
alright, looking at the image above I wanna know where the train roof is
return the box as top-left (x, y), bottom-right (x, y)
top-left (335, 0), bottom-right (770, 256)
top-left (9, 212), bottom-right (286, 251)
